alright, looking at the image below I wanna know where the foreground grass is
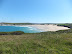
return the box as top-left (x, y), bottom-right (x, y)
top-left (0, 32), bottom-right (72, 54)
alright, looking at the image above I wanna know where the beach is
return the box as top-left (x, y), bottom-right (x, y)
top-left (1, 24), bottom-right (70, 32)
top-left (21, 24), bottom-right (70, 32)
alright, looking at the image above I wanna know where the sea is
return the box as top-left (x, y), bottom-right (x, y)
top-left (0, 26), bottom-right (42, 33)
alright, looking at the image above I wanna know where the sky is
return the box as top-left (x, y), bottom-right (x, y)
top-left (0, 0), bottom-right (72, 23)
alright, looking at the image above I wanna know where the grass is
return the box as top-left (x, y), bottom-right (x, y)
top-left (0, 32), bottom-right (72, 54)
top-left (0, 23), bottom-right (72, 54)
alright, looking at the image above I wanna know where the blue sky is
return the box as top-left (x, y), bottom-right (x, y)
top-left (0, 0), bottom-right (72, 23)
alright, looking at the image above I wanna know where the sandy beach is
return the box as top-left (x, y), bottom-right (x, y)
top-left (20, 24), bottom-right (70, 32)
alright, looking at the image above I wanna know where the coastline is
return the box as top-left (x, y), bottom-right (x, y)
top-left (17, 24), bottom-right (70, 32)
top-left (0, 24), bottom-right (70, 32)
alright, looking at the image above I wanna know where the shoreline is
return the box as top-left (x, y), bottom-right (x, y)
top-left (0, 24), bottom-right (70, 32)
top-left (16, 24), bottom-right (70, 32)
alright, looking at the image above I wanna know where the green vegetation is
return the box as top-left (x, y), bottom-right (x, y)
top-left (0, 32), bottom-right (72, 54)
top-left (10, 31), bottom-right (24, 35)
top-left (0, 31), bottom-right (24, 35)
top-left (0, 23), bottom-right (72, 54)
top-left (1, 23), bottom-right (33, 25)
top-left (57, 23), bottom-right (72, 28)
top-left (57, 23), bottom-right (72, 33)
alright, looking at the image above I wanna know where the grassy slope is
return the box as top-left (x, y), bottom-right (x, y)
top-left (0, 33), bottom-right (72, 54)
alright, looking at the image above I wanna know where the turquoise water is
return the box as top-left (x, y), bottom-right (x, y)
top-left (0, 26), bottom-right (42, 33)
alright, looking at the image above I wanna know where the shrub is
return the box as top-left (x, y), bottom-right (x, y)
top-left (10, 31), bottom-right (24, 35)
top-left (0, 32), bottom-right (8, 35)
top-left (0, 31), bottom-right (24, 35)
top-left (65, 42), bottom-right (72, 46)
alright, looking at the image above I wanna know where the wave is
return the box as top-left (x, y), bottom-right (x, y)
top-left (30, 29), bottom-right (34, 30)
